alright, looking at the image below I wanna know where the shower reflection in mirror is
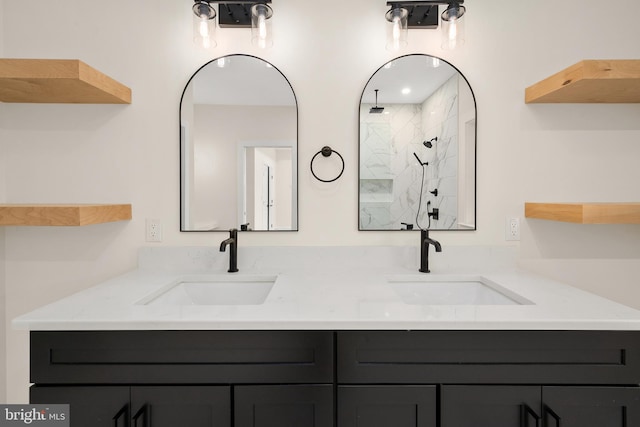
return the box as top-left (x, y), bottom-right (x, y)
top-left (180, 55), bottom-right (298, 232)
top-left (359, 54), bottom-right (476, 231)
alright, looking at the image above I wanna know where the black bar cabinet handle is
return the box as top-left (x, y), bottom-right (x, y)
top-left (132, 404), bottom-right (149, 427)
top-left (544, 405), bottom-right (561, 427)
top-left (112, 405), bottom-right (128, 427)
top-left (520, 404), bottom-right (541, 427)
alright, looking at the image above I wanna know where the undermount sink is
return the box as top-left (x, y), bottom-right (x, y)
top-left (386, 275), bottom-right (532, 306)
top-left (137, 275), bottom-right (277, 306)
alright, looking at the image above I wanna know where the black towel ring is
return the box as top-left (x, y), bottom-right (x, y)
top-left (310, 146), bottom-right (345, 183)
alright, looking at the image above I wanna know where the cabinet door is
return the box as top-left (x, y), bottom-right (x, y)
top-left (30, 385), bottom-right (130, 427)
top-left (543, 386), bottom-right (640, 427)
top-left (441, 385), bottom-right (541, 427)
top-left (131, 386), bottom-right (230, 427)
top-left (338, 386), bottom-right (436, 427)
top-left (235, 385), bottom-right (332, 427)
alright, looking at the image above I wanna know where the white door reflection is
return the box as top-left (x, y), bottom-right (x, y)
top-left (238, 143), bottom-right (295, 231)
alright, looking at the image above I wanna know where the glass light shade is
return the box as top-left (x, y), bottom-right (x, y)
top-left (385, 7), bottom-right (408, 51)
top-left (441, 4), bottom-right (466, 50)
top-left (441, 3), bottom-right (466, 21)
top-left (251, 4), bottom-right (273, 49)
top-left (193, 2), bottom-right (216, 49)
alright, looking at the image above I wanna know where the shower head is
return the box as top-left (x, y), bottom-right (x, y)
top-left (369, 89), bottom-right (384, 114)
top-left (423, 137), bottom-right (437, 148)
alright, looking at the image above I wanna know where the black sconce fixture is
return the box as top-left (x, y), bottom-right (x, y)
top-left (385, 1), bottom-right (466, 51)
top-left (192, 0), bottom-right (273, 49)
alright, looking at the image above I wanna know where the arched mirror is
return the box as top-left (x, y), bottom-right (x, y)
top-left (180, 55), bottom-right (298, 231)
top-left (359, 54), bottom-right (476, 231)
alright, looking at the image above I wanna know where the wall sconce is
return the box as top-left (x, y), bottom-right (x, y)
top-left (251, 3), bottom-right (274, 48)
top-left (192, 0), bottom-right (273, 49)
top-left (385, 7), bottom-right (408, 51)
top-left (193, 1), bottom-right (217, 49)
top-left (385, 1), bottom-right (466, 50)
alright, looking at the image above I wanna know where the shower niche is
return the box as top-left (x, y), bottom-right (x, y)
top-left (358, 54), bottom-right (476, 231)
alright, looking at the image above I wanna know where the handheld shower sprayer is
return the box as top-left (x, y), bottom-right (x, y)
top-left (413, 152), bottom-right (427, 166)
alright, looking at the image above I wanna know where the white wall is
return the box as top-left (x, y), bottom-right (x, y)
top-left (192, 104), bottom-right (295, 229)
top-left (0, 0), bottom-right (7, 404)
top-left (1, 0), bottom-right (640, 401)
top-left (0, 225), bottom-right (5, 404)
top-left (180, 84), bottom-right (195, 229)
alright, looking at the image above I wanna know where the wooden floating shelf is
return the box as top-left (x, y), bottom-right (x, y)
top-left (0, 204), bottom-right (132, 226)
top-left (525, 60), bottom-right (640, 103)
top-left (0, 59), bottom-right (131, 104)
top-left (525, 202), bottom-right (640, 224)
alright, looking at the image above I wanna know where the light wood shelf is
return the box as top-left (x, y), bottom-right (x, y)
top-left (0, 204), bottom-right (132, 226)
top-left (525, 202), bottom-right (640, 224)
top-left (525, 60), bottom-right (640, 103)
top-left (0, 59), bottom-right (131, 104)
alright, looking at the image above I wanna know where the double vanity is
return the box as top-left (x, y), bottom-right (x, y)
top-left (14, 246), bottom-right (640, 426)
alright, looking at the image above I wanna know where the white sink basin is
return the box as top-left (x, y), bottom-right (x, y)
top-left (386, 275), bottom-right (532, 305)
top-left (137, 275), bottom-right (277, 306)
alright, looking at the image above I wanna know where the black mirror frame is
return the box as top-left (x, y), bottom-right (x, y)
top-left (179, 54), bottom-right (299, 233)
top-left (357, 54), bottom-right (477, 232)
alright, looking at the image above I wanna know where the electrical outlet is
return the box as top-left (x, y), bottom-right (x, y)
top-left (505, 217), bottom-right (520, 241)
top-left (146, 219), bottom-right (163, 242)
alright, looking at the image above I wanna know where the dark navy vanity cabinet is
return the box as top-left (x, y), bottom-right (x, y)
top-left (30, 330), bottom-right (640, 426)
top-left (30, 331), bottom-right (333, 427)
top-left (338, 331), bottom-right (640, 427)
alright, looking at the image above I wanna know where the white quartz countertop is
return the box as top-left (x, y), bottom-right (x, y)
top-left (12, 246), bottom-right (640, 331)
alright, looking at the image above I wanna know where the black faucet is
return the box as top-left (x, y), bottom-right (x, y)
top-left (219, 229), bottom-right (239, 273)
top-left (420, 229), bottom-right (442, 273)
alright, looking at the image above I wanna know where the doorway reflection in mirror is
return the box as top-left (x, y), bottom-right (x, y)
top-left (180, 55), bottom-right (298, 232)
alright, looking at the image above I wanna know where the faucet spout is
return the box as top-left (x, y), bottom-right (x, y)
top-left (219, 229), bottom-right (239, 273)
top-left (219, 238), bottom-right (234, 252)
top-left (420, 229), bottom-right (442, 273)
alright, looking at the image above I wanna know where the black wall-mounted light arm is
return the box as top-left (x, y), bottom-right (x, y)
top-left (386, 1), bottom-right (465, 8)
top-left (192, 0), bottom-right (274, 48)
top-left (385, 1), bottom-right (465, 29)
top-left (195, 0), bottom-right (272, 27)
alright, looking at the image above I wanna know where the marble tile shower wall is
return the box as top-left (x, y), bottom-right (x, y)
top-left (421, 75), bottom-right (459, 228)
top-left (360, 75), bottom-right (459, 230)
